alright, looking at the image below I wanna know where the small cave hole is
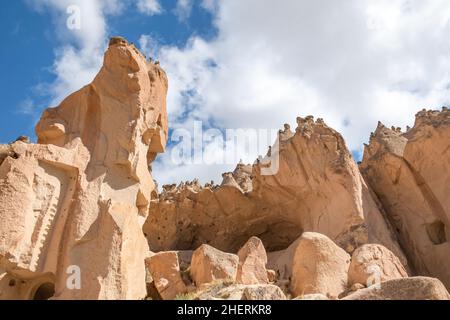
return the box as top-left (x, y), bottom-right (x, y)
top-left (426, 220), bottom-right (447, 245)
top-left (33, 282), bottom-right (55, 300)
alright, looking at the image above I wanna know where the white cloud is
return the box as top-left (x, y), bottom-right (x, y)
top-left (175, 0), bottom-right (193, 22)
top-left (136, 0), bottom-right (162, 16)
top-left (27, 0), bottom-right (128, 105)
top-left (148, 0), bottom-right (450, 186)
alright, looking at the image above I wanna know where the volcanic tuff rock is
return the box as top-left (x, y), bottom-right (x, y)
top-left (290, 232), bottom-right (351, 298)
top-left (360, 107), bottom-right (450, 289)
top-left (143, 116), bottom-right (406, 265)
top-left (348, 244), bottom-right (408, 286)
top-left (0, 37), bottom-right (168, 299)
top-left (236, 236), bottom-right (269, 285)
top-left (1, 32), bottom-right (450, 300)
top-left (343, 277), bottom-right (450, 300)
top-left (190, 244), bottom-right (239, 286)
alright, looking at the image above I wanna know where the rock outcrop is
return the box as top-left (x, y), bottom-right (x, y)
top-left (290, 232), bottom-right (350, 298)
top-left (0, 37), bottom-right (168, 299)
top-left (348, 244), bottom-right (408, 286)
top-left (236, 237), bottom-right (269, 285)
top-left (145, 251), bottom-right (187, 300)
top-left (1, 31), bottom-right (449, 300)
top-left (190, 245), bottom-right (239, 286)
top-left (343, 277), bottom-right (450, 300)
top-left (143, 116), bottom-right (406, 266)
top-left (360, 108), bottom-right (450, 289)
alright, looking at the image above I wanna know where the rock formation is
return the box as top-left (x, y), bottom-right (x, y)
top-left (348, 244), bottom-right (408, 286)
top-left (343, 277), bottom-right (450, 300)
top-left (143, 116), bottom-right (405, 265)
top-left (0, 37), bottom-right (168, 299)
top-left (289, 232), bottom-right (351, 298)
top-left (360, 107), bottom-right (450, 289)
top-left (236, 237), bottom-right (269, 285)
top-left (1, 34), bottom-right (449, 300)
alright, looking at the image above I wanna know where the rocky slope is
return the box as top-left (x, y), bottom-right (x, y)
top-left (0, 36), bottom-right (449, 300)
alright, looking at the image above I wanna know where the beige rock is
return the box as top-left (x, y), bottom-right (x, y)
top-left (145, 252), bottom-right (187, 300)
top-left (293, 293), bottom-right (329, 300)
top-left (242, 285), bottom-right (286, 300)
top-left (267, 269), bottom-right (277, 283)
top-left (190, 245), bottom-right (239, 286)
top-left (343, 277), bottom-right (450, 300)
top-left (197, 283), bottom-right (286, 300)
top-left (348, 244), bottom-right (408, 287)
top-left (144, 116), bottom-right (405, 265)
top-left (361, 108), bottom-right (450, 289)
top-left (290, 232), bottom-right (351, 298)
top-left (236, 237), bottom-right (269, 285)
top-left (0, 37), bottom-right (168, 299)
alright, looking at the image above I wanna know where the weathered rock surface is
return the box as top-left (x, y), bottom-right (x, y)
top-left (361, 108), bottom-right (450, 289)
top-left (236, 237), bottom-right (269, 285)
top-left (343, 277), bottom-right (450, 300)
top-left (290, 232), bottom-right (351, 298)
top-left (0, 37), bottom-right (168, 299)
top-left (144, 116), bottom-right (405, 266)
top-left (293, 293), bottom-right (329, 300)
top-left (196, 283), bottom-right (286, 300)
top-left (348, 244), bottom-right (408, 286)
top-left (145, 251), bottom-right (187, 300)
top-left (190, 245), bottom-right (239, 286)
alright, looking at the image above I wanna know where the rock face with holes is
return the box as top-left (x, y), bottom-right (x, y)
top-left (0, 37), bottom-right (168, 300)
top-left (143, 116), bottom-right (405, 266)
top-left (360, 108), bottom-right (450, 289)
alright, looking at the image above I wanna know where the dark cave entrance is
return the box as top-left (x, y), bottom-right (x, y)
top-left (32, 282), bottom-right (55, 300)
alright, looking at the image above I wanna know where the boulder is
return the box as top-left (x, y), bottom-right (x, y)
top-left (348, 244), bottom-right (408, 286)
top-left (190, 244), bottom-right (239, 286)
top-left (343, 277), bottom-right (450, 300)
top-left (236, 237), bottom-right (269, 285)
top-left (242, 285), bottom-right (286, 300)
top-left (290, 232), bottom-right (351, 298)
top-left (145, 251), bottom-right (187, 300)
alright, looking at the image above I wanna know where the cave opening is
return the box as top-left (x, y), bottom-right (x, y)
top-left (426, 220), bottom-right (447, 245)
top-left (33, 282), bottom-right (55, 300)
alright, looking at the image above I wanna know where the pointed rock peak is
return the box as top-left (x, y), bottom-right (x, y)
top-left (109, 36), bottom-right (128, 47)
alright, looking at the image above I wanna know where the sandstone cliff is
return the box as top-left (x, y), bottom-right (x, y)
top-left (360, 107), bottom-right (450, 289)
top-left (0, 37), bottom-right (168, 299)
top-left (0, 35), bottom-right (449, 300)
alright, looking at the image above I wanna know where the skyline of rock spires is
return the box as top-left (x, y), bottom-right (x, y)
top-left (1, 37), bottom-right (450, 301)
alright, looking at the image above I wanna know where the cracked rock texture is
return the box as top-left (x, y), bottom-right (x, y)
top-left (0, 37), bottom-right (168, 300)
top-left (360, 108), bottom-right (450, 289)
top-left (0, 34), bottom-right (449, 300)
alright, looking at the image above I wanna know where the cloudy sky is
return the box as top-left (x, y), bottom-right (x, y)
top-left (1, 0), bottom-right (450, 186)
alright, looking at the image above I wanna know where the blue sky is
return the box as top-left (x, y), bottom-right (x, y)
top-left (0, 0), bottom-right (216, 143)
top-left (1, 1), bottom-right (450, 185)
